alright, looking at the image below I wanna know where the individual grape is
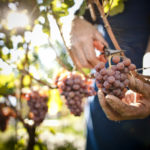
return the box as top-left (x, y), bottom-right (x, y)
top-left (112, 55), bottom-right (120, 64)
top-left (128, 64), bottom-right (136, 71)
top-left (68, 99), bottom-right (75, 105)
top-left (66, 79), bottom-right (74, 85)
top-left (74, 96), bottom-right (80, 101)
top-left (66, 86), bottom-right (71, 91)
top-left (124, 79), bottom-right (129, 86)
top-left (94, 72), bottom-right (103, 80)
top-left (123, 58), bottom-right (131, 66)
top-left (117, 62), bottom-right (125, 70)
top-left (124, 67), bottom-right (129, 73)
top-left (95, 62), bottom-right (105, 71)
top-left (114, 73), bottom-right (120, 80)
top-left (72, 84), bottom-right (80, 90)
top-left (111, 65), bottom-right (117, 71)
top-left (107, 69), bottom-right (115, 76)
top-left (119, 82), bottom-right (125, 90)
top-left (103, 81), bottom-right (111, 89)
top-left (74, 78), bottom-right (81, 84)
top-left (120, 73), bottom-right (127, 81)
top-left (115, 71), bottom-right (120, 75)
top-left (100, 68), bottom-right (107, 75)
top-left (103, 75), bottom-right (108, 80)
top-left (107, 76), bottom-right (115, 84)
top-left (113, 80), bottom-right (120, 88)
top-left (68, 92), bottom-right (75, 98)
top-left (113, 89), bottom-right (121, 96)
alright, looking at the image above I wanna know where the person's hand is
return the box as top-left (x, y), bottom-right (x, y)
top-left (98, 76), bottom-right (150, 121)
top-left (63, 17), bottom-right (108, 69)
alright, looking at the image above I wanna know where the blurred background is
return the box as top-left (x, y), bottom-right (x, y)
top-left (0, 0), bottom-right (88, 149)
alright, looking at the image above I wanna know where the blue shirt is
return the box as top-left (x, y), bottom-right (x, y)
top-left (85, 0), bottom-right (150, 150)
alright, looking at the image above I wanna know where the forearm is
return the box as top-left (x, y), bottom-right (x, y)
top-left (143, 37), bottom-right (150, 75)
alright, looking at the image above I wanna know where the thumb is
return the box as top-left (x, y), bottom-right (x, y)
top-left (98, 90), bottom-right (122, 121)
top-left (128, 75), bottom-right (150, 98)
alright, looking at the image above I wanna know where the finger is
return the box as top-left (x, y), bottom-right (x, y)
top-left (69, 50), bottom-right (84, 70)
top-left (106, 95), bottom-right (147, 119)
top-left (82, 41), bottom-right (100, 67)
top-left (94, 31), bottom-right (108, 47)
top-left (71, 45), bottom-right (93, 68)
top-left (128, 75), bottom-right (150, 98)
top-left (98, 90), bottom-right (122, 121)
top-left (93, 40), bottom-right (104, 52)
top-left (98, 55), bottom-right (107, 63)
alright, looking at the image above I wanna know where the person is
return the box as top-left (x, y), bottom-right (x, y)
top-left (63, 0), bottom-right (150, 149)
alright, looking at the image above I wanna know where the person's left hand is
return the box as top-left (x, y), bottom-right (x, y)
top-left (98, 76), bottom-right (150, 121)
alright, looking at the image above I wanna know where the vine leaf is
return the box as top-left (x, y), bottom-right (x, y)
top-left (104, 0), bottom-right (125, 16)
top-left (76, 0), bottom-right (87, 16)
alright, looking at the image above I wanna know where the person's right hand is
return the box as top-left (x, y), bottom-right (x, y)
top-left (63, 17), bottom-right (108, 70)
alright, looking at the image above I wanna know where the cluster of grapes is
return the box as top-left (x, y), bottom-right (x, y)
top-left (25, 91), bottom-right (48, 125)
top-left (95, 56), bottom-right (136, 98)
top-left (0, 104), bottom-right (15, 131)
top-left (57, 72), bottom-right (96, 116)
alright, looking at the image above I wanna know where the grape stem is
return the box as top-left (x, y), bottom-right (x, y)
top-left (108, 55), bottom-right (112, 68)
top-left (136, 67), bottom-right (150, 72)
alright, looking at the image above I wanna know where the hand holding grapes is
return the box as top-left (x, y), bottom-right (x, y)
top-left (98, 90), bottom-right (150, 121)
top-left (95, 56), bottom-right (150, 121)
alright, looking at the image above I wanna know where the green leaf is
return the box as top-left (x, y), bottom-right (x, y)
top-left (51, 0), bottom-right (70, 19)
top-left (42, 26), bottom-right (50, 36)
top-left (0, 74), bottom-right (15, 95)
top-left (5, 40), bottom-right (13, 49)
top-left (109, 2), bottom-right (124, 16)
top-left (23, 75), bottom-right (31, 87)
top-left (41, 14), bottom-right (51, 36)
top-left (34, 142), bottom-right (47, 150)
top-left (42, 0), bottom-right (53, 6)
top-left (104, 0), bottom-right (125, 16)
top-left (17, 42), bottom-right (24, 48)
top-left (64, 0), bottom-right (74, 8)
top-left (76, 0), bottom-right (87, 16)
top-left (49, 127), bottom-right (56, 135)
top-left (82, 68), bottom-right (91, 75)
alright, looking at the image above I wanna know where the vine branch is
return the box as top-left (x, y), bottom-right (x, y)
top-left (20, 69), bottom-right (57, 89)
top-left (93, 0), bottom-right (123, 53)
